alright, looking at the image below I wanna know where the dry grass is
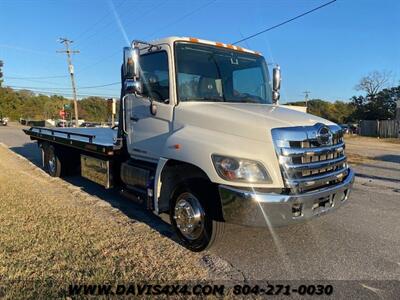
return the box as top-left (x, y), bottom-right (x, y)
top-left (0, 146), bottom-right (224, 298)
top-left (384, 138), bottom-right (400, 144)
top-left (344, 134), bottom-right (400, 144)
top-left (346, 152), bottom-right (375, 165)
top-left (344, 135), bottom-right (399, 165)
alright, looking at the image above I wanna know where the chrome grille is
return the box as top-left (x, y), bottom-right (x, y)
top-left (272, 123), bottom-right (348, 193)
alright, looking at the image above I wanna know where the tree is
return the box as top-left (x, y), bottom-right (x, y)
top-left (78, 97), bottom-right (109, 122)
top-left (355, 70), bottom-right (392, 97)
top-left (350, 71), bottom-right (398, 121)
top-left (350, 85), bottom-right (399, 121)
top-left (330, 100), bottom-right (356, 124)
top-left (287, 99), bottom-right (355, 123)
top-left (0, 87), bottom-right (110, 122)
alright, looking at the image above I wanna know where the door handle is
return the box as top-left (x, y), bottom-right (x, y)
top-left (130, 115), bottom-right (140, 122)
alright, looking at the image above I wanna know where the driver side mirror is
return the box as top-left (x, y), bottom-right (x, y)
top-left (123, 46), bottom-right (142, 94)
top-left (272, 66), bottom-right (281, 104)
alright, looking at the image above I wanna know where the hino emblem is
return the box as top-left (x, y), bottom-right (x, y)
top-left (315, 124), bottom-right (333, 146)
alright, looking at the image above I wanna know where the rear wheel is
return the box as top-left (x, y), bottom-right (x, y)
top-left (170, 181), bottom-right (224, 252)
top-left (44, 145), bottom-right (62, 177)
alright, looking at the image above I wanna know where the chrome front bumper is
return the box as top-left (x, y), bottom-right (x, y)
top-left (219, 168), bottom-right (355, 227)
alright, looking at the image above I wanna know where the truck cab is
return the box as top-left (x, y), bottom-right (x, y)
top-left (117, 36), bottom-right (354, 251)
top-left (26, 36), bottom-right (354, 252)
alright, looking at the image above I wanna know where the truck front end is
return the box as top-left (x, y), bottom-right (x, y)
top-left (171, 37), bottom-right (355, 228)
top-left (219, 123), bottom-right (354, 227)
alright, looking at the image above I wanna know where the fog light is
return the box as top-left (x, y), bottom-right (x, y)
top-left (292, 203), bottom-right (303, 217)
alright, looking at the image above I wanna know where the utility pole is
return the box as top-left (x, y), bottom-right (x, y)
top-left (108, 98), bottom-right (116, 127)
top-left (57, 38), bottom-right (80, 127)
top-left (396, 100), bottom-right (400, 121)
top-left (303, 90), bottom-right (311, 112)
top-left (0, 60), bottom-right (3, 87)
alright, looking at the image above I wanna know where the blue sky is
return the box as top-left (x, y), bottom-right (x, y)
top-left (0, 0), bottom-right (399, 102)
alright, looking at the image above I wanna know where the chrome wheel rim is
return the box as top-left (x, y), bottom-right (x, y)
top-left (48, 151), bottom-right (56, 174)
top-left (174, 193), bottom-right (205, 240)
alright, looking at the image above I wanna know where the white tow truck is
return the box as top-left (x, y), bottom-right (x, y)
top-left (24, 37), bottom-right (354, 251)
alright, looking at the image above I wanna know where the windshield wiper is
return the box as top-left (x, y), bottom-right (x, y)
top-left (208, 53), bottom-right (226, 101)
top-left (239, 99), bottom-right (259, 103)
top-left (180, 97), bottom-right (224, 102)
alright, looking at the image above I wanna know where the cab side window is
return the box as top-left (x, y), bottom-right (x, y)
top-left (140, 51), bottom-right (169, 103)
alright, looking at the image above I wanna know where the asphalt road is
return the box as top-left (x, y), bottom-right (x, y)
top-left (1, 124), bottom-right (399, 296)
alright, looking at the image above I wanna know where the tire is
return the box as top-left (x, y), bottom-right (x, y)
top-left (44, 145), bottom-right (62, 177)
top-left (170, 180), bottom-right (225, 252)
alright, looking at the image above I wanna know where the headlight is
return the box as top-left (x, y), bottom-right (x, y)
top-left (212, 155), bottom-right (271, 183)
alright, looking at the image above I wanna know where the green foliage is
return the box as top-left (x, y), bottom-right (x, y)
top-left (350, 85), bottom-right (398, 121)
top-left (287, 99), bottom-right (356, 124)
top-left (77, 97), bottom-right (109, 122)
top-left (287, 84), bottom-right (399, 123)
top-left (0, 87), bottom-right (113, 122)
top-left (2, 82), bottom-right (397, 125)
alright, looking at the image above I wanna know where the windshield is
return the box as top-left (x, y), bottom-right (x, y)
top-left (175, 42), bottom-right (272, 104)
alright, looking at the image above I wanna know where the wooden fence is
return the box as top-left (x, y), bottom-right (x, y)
top-left (359, 120), bottom-right (400, 138)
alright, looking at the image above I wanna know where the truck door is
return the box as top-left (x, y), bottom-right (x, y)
top-left (125, 46), bottom-right (173, 161)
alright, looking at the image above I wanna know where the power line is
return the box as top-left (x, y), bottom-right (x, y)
top-left (79, 82), bottom-right (120, 89)
top-left (6, 85), bottom-right (71, 90)
top-left (233, 0), bottom-right (337, 45)
top-left (6, 82), bottom-right (120, 90)
top-left (6, 75), bottom-right (68, 79)
top-left (74, 0), bottom-right (129, 44)
top-left (77, 0), bottom-right (169, 72)
top-left (5, 76), bottom-right (120, 89)
top-left (5, 1), bottom-right (162, 93)
top-left (77, 49), bottom-right (121, 75)
top-left (147, 0), bottom-right (217, 39)
top-left (8, 86), bottom-right (118, 98)
top-left (46, 0), bottom-right (214, 85)
top-left (0, 44), bottom-right (58, 57)
top-left (78, 0), bottom-right (210, 75)
top-left (4, 76), bottom-right (70, 87)
top-left (8, 88), bottom-right (118, 98)
top-left (5, 76), bottom-right (119, 89)
top-left (118, 0), bottom-right (169, 35)
top-left (79, 0), bottom-right (140, 48)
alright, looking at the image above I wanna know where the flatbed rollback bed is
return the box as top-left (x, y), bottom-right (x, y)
top-left (24, 126), bottom-right (126, 189)
top-left (24, 127), bottom-right (121, 157)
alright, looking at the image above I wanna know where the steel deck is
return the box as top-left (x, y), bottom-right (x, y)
top-left (23, 127), bottom-right (121, 156)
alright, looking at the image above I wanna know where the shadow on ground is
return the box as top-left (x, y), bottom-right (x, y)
top-left (357, 162), bottom-right (400, 172)
top-left (9, 142), bottom-right (179, 246)
top-left (355, 172), bottom-right (400, 184)
top-left (374, 154), bottom-right (400, 164)
top-left (10, 143), bottom-right (42, 167)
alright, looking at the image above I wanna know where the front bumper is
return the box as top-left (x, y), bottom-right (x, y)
top-left (219, 168), bottom-right (355, 227)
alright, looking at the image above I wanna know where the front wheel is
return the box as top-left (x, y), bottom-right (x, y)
top-left (170, 181), bottom-right (225, 252)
